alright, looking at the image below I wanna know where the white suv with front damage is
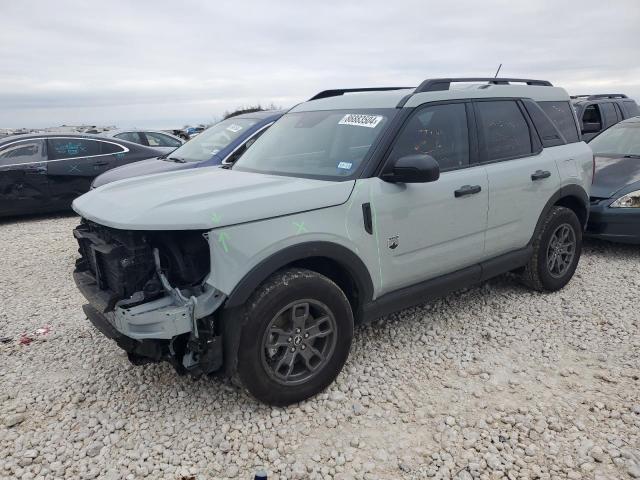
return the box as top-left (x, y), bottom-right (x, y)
top-left (72, 78), bottom-right (593, 405)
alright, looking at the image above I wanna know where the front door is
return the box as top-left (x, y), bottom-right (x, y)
top-left (0, 138), bottom-right (50, 216)
top-left (370, 102), bottom-right (489, 295)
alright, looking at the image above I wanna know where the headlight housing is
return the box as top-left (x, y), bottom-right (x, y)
top-left (610, 190), bottom-right (640, 208)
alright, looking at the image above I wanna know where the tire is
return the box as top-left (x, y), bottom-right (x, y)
top-left (521, 206), bottom-right (582, 292)
top-left (236, 268), bottom-right (354, 405)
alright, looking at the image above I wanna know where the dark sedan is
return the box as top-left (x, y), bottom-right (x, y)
top-left (0, 133), bottom-right (161, 217)
top-left (587, 116), bottom-right (640, 243)
top-left (92, 110), bottom-right (284, 188)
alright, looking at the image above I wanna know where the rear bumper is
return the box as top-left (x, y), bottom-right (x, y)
top-left (586, 200), bottom-right (640, 244)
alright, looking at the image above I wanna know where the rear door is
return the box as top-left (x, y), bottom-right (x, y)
top-left (0, 138), bottom-right (50, 216)
top-left (477, 100), bottom-right (561, 257)
top-left (46, 137), bottom-right (119, 208)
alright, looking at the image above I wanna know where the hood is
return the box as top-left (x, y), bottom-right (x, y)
top-left (591, 155), bottom-right (640, 198)
top-left (92, 157), bottom-right (197, 188)
top-left (73, 167), bottom-right (355, 230)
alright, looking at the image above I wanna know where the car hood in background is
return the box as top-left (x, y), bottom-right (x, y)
top-left (73, 167), bottom-right (354, 230)
top-left (591, 155), bottom-right (640, 198)
top-left (92, 157), bottom-right (197, 188)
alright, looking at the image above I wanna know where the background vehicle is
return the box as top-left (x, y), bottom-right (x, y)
top-left (587, 116), bottom-right (640, 243)
top-left (91, 110), bottom-right (284, 188)
top-left (571, 94), bottom-right (640, 141)
top-left (0, 133), bottom-right (160, 217)
top-left (103, 129), bottom-right (184, 154)
top-left (72, 78), bottom-right (592, 405)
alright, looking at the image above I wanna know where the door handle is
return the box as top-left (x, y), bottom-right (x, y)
top-left (93, 160), bottom-right (109, 167)
top-left (25, 165), bottom-right (47, 175)
top-left (531, 170), bottom-right (551, 181)
top-left (454, 185), bottom-right (482, 197)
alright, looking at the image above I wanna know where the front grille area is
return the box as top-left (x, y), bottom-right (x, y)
top-left (74, 221), bottom-right (157, 301)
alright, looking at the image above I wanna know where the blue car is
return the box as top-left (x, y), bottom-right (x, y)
top-left (92, 110), bottom-right (285, 188)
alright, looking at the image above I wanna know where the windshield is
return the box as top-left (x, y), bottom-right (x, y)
top-left (167, 118), bottom-right (258, 162)
top-left (589, 122), bottom-right (640, 157)
top-left (232, 109), bottom-right (395, 179)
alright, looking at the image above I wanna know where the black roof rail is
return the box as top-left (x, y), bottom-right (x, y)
top-left (415, 77), bottom-right (553, 93)
top-left (308, 87), bottom-right (412, 101)
top-left (587, 94), bottom-right (628, 100)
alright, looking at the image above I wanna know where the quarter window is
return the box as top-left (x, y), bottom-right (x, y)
top-left (0, 139), bottom-right (46, 166)
top-left (538, 101), bottom-right (580, 143)
top-left (47, 138), bottom-right (101, 160)
top-left (389, 103), bottom-right (469, 171)
top-left (476, 101), bottom-right (532, 161)
top-left (99, 141), bottom-right (126, 154)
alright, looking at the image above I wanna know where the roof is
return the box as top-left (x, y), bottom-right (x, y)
top-left (102, 129), bottom-right (183, 139)
top-left (230, 109), bottom-right (287, 121)
top-left (293, 80), bottom-right (570, 113)
top-left (0, 132), bottom-right (113, 145)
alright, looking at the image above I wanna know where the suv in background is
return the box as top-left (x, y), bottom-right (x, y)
top-left (71, 78), bottom-right (593, 405)
top-left (571, 94), bottom-right (640, 141)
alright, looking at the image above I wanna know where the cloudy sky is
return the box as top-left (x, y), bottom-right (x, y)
top-left (1, 0), bottom-right (639, 129)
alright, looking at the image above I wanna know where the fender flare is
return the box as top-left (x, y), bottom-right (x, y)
top-left (529, 184), bottom-right (589, 245)
top-left (224, 241), bottom-right (374, 309)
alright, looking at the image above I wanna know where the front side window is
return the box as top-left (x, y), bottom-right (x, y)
top-left (233, 109), bottom-right (395, 179)
top-left (538, 101), bottom-right (580, 143)
top-left (0, 139), bottom-right (46, 166)
top-left (145, 132), bottom-right (182, 148)
top-left (476, 101), bottom-right (532, 161)
top-left (47, 138), bottom-right (101, 160)
top-left (589, 122), bottom-right (640, 157)
top-left (169, 118), bottom-right (259, 163)
top-left (388, 103), bottom-right (469, 171)
top-left (115, 132), bottom-right (143, 144)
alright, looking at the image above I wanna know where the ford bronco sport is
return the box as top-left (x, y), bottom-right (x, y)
top-left (72, 77), bottom-right (593, 405)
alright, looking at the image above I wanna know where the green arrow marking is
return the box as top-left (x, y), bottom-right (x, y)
top-left (293, 221), bottom-right (308, 234)
top-left (217, 231), bottom-right (230, 253)
top-left (211, 212), bottom-right (221, 223)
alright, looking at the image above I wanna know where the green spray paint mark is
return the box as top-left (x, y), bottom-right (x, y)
top-left (293, 221), bottom-right (308, 234)
top-left (217, 231), bottom-right (230, 252)
top-left (211, 212), bottom-right (221, 224)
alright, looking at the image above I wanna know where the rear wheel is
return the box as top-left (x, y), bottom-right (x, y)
top-left (522, 206), bottom-right (582, 291)
top-left (236, 268), bottom-right (354, 405)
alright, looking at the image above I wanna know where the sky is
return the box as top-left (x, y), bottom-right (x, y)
top-left (1, 0), bottom-right (639, 129)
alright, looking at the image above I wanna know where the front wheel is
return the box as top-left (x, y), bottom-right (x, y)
top-left (236, 268), bottom-right (354, 405)
top-left (522, 206), bottom-right (582, 292)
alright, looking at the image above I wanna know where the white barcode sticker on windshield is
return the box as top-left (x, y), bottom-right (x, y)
top-left (338, 114), bottom-right (383, 128)
top-left (226, 124), bottom-right (243, 133)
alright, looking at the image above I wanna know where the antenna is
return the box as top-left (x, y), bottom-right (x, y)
top-left (494, 64), bottom-right (502, 78)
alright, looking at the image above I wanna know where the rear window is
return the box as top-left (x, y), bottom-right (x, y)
top-left (475, 101), bottom-right (532, 161)
top-left (538, 101), bottom-right (580, 143)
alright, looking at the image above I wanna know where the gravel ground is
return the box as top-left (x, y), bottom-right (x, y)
top-left (1, 214), bottom-right (639, 480)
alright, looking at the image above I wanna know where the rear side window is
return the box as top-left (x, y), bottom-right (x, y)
top-left (538, 101), bottom-right (580, 143)
top-left (600, 103), bottom-right (617, 127)
top-left (47, 138), bottom-right (101, 160)
top-left (623, 100), bottom-right (640, 117)
top-left (475, 101), bottom-right (532, 161)
top-left (114, 132), bottom-right (143, 144)
top-left (389, 103), bottom-right (469, 171)
top-left (523, 100), bottom-right (564, 147)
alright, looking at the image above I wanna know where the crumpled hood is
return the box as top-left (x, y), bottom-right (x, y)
top-left (592, 155), bottom-right (640, 198)
top-left (73, 167), bottom-right (354, 230)
top-left (92, 157), bottom-right (197, 188)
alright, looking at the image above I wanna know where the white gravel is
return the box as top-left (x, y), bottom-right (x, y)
top-left (1, 214), bottom-right (639, 480)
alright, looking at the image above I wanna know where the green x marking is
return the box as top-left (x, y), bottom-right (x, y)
top-left (293, 221), bottom-right (308, 234)
top-left (211, 212), bottom-right (221, 223)
top-left (217, 231), bottom-right (230, 252)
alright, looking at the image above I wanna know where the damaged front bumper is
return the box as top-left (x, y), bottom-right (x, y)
top-left (73, 221), bottom-right (226, 375)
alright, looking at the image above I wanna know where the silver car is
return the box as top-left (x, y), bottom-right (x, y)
top-left (102, 129), bottom-right (184, 154)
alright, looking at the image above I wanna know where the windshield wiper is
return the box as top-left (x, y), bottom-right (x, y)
top-left (166, 156), bottom-right (187, 163)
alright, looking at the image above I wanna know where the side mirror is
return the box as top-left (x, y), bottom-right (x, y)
top-left (383, 154), bottom-right (440, 183)
top-left (582, 122), bottom-right (601, 134)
